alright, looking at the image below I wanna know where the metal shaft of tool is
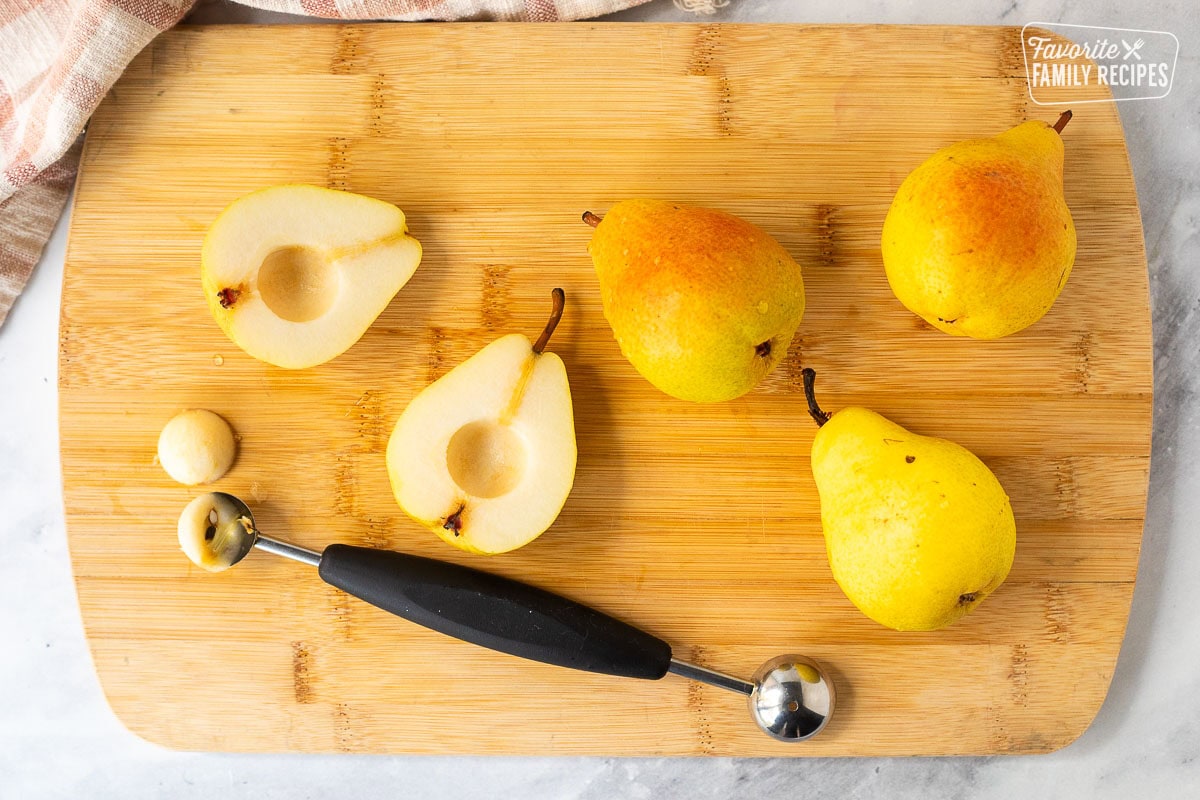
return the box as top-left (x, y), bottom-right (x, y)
top-left (254, 534), bottom-right (322, 567)
top-left (668, 658), bottom-right (754, 696)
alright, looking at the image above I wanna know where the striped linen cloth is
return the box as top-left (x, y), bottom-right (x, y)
top-left (0, 0), bottom-right (664, 326)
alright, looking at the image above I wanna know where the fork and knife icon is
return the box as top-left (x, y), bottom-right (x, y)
top-left (1122, 38), bottom-right (1146, 60)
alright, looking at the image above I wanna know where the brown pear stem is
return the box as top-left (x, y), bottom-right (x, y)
top-left (1052, 109), bottom-right (1072, 134)
top-left (801, 368), bottom-right (831, 428)
top-left (532, 288), bottom-right (566, 355)
top-left (582, 211), bottom-right (602, 228)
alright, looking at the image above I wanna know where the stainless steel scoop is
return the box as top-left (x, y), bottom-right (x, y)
top-left (185, 492), bottom-right (834, 742)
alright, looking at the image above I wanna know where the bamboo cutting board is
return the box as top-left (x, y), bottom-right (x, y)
top-left (60, 24), bottom-right (1151, 756)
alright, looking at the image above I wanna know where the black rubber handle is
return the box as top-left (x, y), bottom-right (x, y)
top-left (317, 544), bottom-right (673, 680)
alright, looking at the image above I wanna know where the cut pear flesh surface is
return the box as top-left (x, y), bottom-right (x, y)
top-left (387, 333), bottom-right (577, 555)
top-left (447, 420), bottom-right (529, 499)
top-left (202, 184), bottom-right (422, 369)
top-left (258, 245), bottom-right (338, 322)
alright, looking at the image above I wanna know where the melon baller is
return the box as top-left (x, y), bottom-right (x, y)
top-left (185, 492), bottom-right (835, 742)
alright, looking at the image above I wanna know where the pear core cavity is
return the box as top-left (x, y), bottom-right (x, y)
top-left (258, 245), bottom-right (338, 322)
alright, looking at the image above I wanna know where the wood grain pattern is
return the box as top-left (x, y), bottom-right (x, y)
top-left (60, 24), bottom-right (1151, 755)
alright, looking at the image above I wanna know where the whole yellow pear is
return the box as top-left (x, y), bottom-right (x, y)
top-left (586, 200), bottom-right (805, 403)
top-left (803, 369), bottom-right (1016, 631)
top-left (881, 112), bottom-right (1076, 338)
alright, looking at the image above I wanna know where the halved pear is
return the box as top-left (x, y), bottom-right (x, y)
top-left (201, 184), bottom-right (422, 369)
top-left (386, 290), bottom-right (577, 555)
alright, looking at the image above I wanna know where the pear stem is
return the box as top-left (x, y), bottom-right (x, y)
top-left (1052, 110), bottom-right (1072, 134)
top-left (582, 211), bottom-right (602, 228)
top-left (532, 288), bottom-right (566, 355)
top-left (801, 368), bottom-right (831, 428)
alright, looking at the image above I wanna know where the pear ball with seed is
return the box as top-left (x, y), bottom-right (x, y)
top-left (178, 493), bottom-right (255, 572)
top-left (157, 410), bottom-right (236, 485)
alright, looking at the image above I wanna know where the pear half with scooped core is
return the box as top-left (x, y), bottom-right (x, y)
top-left (386, 290), bottom-right (577, 555)
top-left (202, 184), bottom-right (422, 368)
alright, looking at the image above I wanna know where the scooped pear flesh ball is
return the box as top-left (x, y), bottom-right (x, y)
top-left (585, 200), bottom-right (805, 403)
top-left (386, 290), bottom-right (577, 555)
top-left (881, 112), bottom-right (1076, 339)
top-left (802, 369), bottom-right (1016, 631)
top-left (157, 409), bottom-right (236, 486)
top-left (202, 184), bottom-right (422, 368)
top-left (178, 492), bottom-right (255, 573)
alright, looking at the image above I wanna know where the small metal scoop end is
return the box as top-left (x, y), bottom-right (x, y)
top-left (749, 655), bottom-right (834, 742)
top-left (178, 492), bottom-right (257, 572)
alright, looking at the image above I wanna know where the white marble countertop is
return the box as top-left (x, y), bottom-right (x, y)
top-left (2, 0), bottom-right (1196, 796)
